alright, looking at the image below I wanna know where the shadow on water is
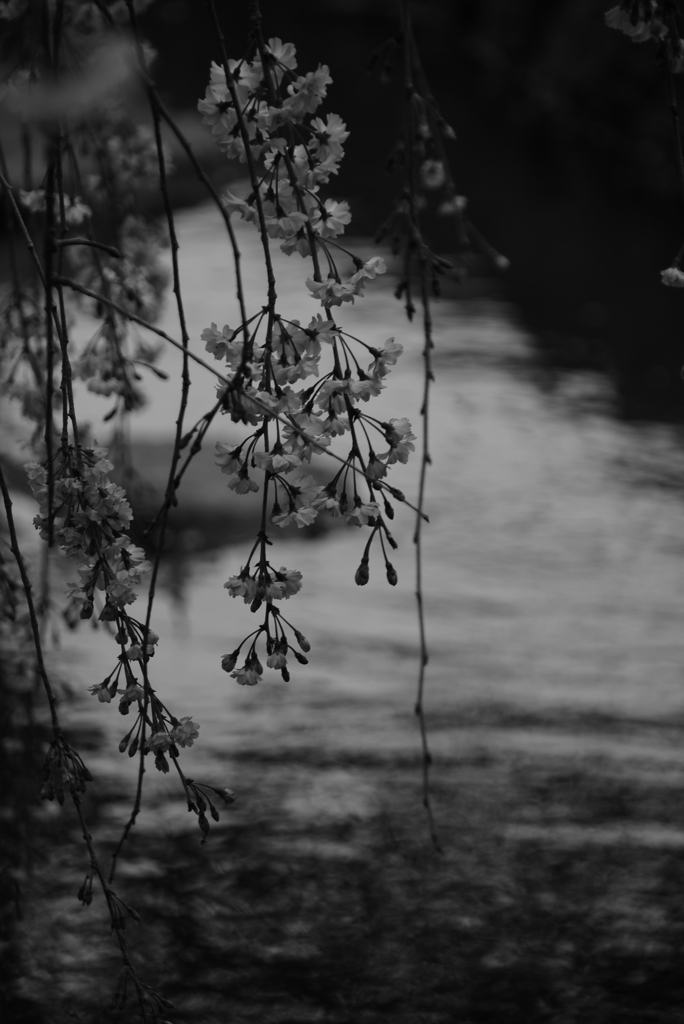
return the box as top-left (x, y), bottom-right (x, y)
top-left (4, 673), bottom-right (684, 1022)
top-left (4, 249), bottom-right (684, 1020)
top-left (116, 439), bottom-right (339, 621)
top-left (0, 661), bottom-right (54, 1024)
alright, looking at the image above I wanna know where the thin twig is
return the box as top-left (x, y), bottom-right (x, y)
top-left (0, 169), bottom-right (68, 348)
top-left (207, 0), bottom-right (278, 320)
top-left (152, 95), bottom-right (250, 333)
top-left (0, 464), bottom-right (62, 737)
top-left (56, 236), bottom-right (121, 257)
top-left (43, 157), bottom-right (56, 544)
top-left (664, 9), bottom-right (684, 258)
top-left (400, 0), bottom-right (440, 850)
top-left (108, 717), bottom-right (146, 884)
top-left (53, 274), bottom-right (429, 518)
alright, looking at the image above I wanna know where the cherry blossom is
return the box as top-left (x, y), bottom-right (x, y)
top-left (661, 266), bottom-right (684, 287)
top-left (194, 36), bottom-right (415, 686)
top-left (605, 3), bottom-right (668, 43)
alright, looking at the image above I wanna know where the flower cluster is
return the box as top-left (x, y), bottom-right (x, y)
top-left (147, 717), bottom-right (200, 755)
top-left (25, 445), bottom-right (151, 620)
top-left (41, 738), bottom-right (93, 805)
top-left (118, 708), bottom-right (202, 775)
top-left (67, 213), bottom-right (170, 326)
top-left (196, 37), bottom-right (418, 684)
top-left (305, 256), bottom-right (388, 307)
top-left (19, 188), bottom-right (91, 225)
top-left (0, 290), bottom-right (52, 439)
top-left (199, 37), bottom-right (362, 270)
top-left (224, 564), bottom-right (303, 605)
top-left (605, 3), bottom-right (684, 74)
top-left (72, 323), bottom-right (163, 414)
top-left (221, 604), bottom-right (311, 686)
top-left (605, 3), bottom-right (668, 43)
top-left (88, 616), bottom-right (158, 706)
top-left (86, 611), bottom-right (208, 787)
top-left (2, 92), bottom-right (169, 454)
top-left (209, 318), bottom-right (413, 524)
top-left (0, 0), bottom-right (248, 962)
top-left (661, 265), bottom-right (684, 287)
top-left (207, 312), bottom-right (414, 681)
top-left (182, 778), bottom-right (237, 843)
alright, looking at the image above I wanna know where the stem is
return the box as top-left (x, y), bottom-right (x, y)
top-left (400, 0), bottom-right (440, 851)
top-left (152, 94), bottom-right (250, 334)
top-left (0, 464), bottom-right (62, 737)
top-left (109, 717), bottom-right (147, 883)
top-left (54, 276), bottom-right (429, 519)
top-left (70, 793), bottom-right (153, 1018)
top-left (56, 236), bottom-right (121, 256)
top-left (207, 0), bottom-right (278, 319)
top-left (664, 11), bottom-right (684, 244)
top-left (43, 157), bottom-right (56, 543)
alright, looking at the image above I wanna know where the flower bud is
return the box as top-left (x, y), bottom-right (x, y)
top-left (355, 559), bottom-right (370, 586)
top-left (216, 787), bottom-right (237, 804)
top-left (128, 737), bottom-right (139, 758)
top-left (221, 650), bottom-right (239, 673)
top-left (77, 874), bottom-right (93, 906)
top-left (99, 602), bottom-right (117, 622)
top-left (119, 735), bottom-right (129, 753)
top-left (439, 118), bottom-right (457, 140)
top-left (386, 563), bottom-right (398, 586)
top-left (294, 630), bottom-right (310, 652)
top-left (293, 651), bottom-right (309, 665)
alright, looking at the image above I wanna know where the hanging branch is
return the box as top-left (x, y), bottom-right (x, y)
top-left (399, 0), bottom-right (439, 850)
top-left (662, 2), bottom-right (684, 270)
top-left (0, 2), bottom-right (435, 1012)
top-left (0, 464), bottom-right (162, 1019)
top-left (607, 2), bottom-right (684, 282)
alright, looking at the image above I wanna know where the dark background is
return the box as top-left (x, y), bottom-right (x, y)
top-left (139, 0), bottom-right (684, 422)
top-left (5, 7), bottom-right (684, 1021)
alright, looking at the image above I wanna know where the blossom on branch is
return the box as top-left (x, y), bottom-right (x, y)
top-left (605, 3), bottom-right (668, 43)
top-left (661, 266), bottom-right (684, 287)
top-left (196, 33), bottom-right (416, 685)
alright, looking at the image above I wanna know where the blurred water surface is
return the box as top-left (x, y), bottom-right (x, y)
top-left (9, 203), bottom-right (684, 1021)
top-left (63, 202), bottom-right (684, 776)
